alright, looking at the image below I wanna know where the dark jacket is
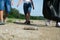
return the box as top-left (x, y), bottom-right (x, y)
top-left (43, 0), bottom-right (60, 21)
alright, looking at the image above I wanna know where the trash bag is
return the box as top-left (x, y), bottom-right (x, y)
top-left (43, 0), bottom-right (60, 21)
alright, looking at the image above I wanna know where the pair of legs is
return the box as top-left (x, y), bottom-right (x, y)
top-left (23, 3), bottom-right (32, 24)
top-left (0, 0), bottom-right (11, 25)
top-left (25, 12), bottom-right (30, 24)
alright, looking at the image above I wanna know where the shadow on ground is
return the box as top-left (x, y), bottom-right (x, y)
top-left (13, 22), bottom-right (56, 28)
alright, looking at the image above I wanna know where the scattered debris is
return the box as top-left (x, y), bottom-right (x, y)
top-left (23, 27), bottom-right (38, 30)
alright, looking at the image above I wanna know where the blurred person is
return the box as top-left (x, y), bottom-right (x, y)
top-left (17, 0), bottom-right (34, 24)
top-left (0, 0), bottom-right (14, 25)
top-left (43, 0), bottom-right (60, 27)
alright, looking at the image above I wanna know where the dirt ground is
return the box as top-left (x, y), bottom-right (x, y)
top-left (0, 20), bottom-right (60, 40)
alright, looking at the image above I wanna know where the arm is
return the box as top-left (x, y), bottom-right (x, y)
top-left (31, 0), bottom-right (34, 10)
top-left (11, 0), bottom-right (14, 5)
top-left (17, 0), bottom-right (22, 7)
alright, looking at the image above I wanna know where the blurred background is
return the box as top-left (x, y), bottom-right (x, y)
top-left (8, 0), bottom-right (44, 20)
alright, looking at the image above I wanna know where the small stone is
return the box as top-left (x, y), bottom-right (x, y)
top-left (24, 27), bottom-right (38, 30)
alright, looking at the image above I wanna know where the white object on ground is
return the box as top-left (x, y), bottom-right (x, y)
top-left (45, 20), bottom-right (50, 26)
top-left (58, 22), bottom-right (60, 26)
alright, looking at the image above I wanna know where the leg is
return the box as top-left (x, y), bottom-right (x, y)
top-left (24, 13), bottom-right (30, 24)
top-left (24, 12), bottom-right (30, 24)
top-left (25, 12), bottom-right (30, 22)
top-left (0, 11), bottom-right (4, 22)
top-left (3, 11), bottom-right (8, 22)
top-left (25, 12), bottom-right (30, 24)
top-left (0, 0), bottom-right (5, 25)
top-left (23, 3), bottom-right (28, 24)
top-left (3, 0), bottom-right (11, 23)
top-left (24, 13), bottom-right (27, 23)
top-left (26, 7), bottom-right (32, 24)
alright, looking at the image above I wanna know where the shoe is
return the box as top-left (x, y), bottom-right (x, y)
top-left (56, 24), bottom-right (60, 27)
top-left (0, 20), bottom-right (5, 25)
top-left (27, 21), bottom-right (30, 25)
top-left (24, 21), bottom-right (30, 25)
top-left (56, 22), bottom-right (60, 27)
top-left (0, 22), bottom-right (5, 25)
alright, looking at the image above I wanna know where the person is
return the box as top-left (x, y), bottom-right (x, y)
top-left (55, 0), bottom-right (60, 27)
top-left (43, 0), bottom-right (60, 27)
top-left (0, 0), bottom-right (14, 25)
top-left (17, 0), bottom-right (34, 24)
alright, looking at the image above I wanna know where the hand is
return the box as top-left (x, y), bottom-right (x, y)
top-left (33, 6), bottom-right (34, 10)
top-left (11, 1), bottom-right (14, 5)
top-left (17, 0), bottom-right (22, 7)
top-left (17, 4), bottom-right (19, 7)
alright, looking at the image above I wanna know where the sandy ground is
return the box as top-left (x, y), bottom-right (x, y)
top-left (0, 20), bottom-right (60, 40)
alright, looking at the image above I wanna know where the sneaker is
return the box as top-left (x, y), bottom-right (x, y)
top-left (0, 22), bottom-right (5, 25)
top-left (56, 22), bottom-right (60, 27)
top-left (27, 21), bottom-right (30, 25)
top-left (24, 21), bottom-right (30, 25)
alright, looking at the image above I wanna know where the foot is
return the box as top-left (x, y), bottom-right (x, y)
top-left (56, 22), bottom-right (60, 27)
top-left (0, 20), bottom-right (5, 25)
top-left (0, 22), bottom-right (5, 25)
top-left (27, 21), bottom-right (30, 25)
top-left (24, 21), bottom-right (30, 25)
